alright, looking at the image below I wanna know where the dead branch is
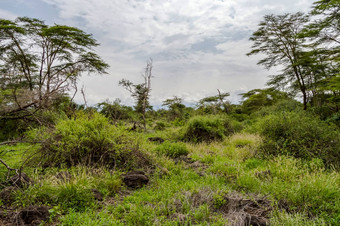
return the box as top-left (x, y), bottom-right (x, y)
top-left (0, 139), bottom-right (22, 146)
top-left (0, 158), bottom-right (18, 179)
top-left (81, 85), bottom-right (88, 108)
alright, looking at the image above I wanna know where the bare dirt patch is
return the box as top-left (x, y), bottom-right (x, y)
top-left (0, 206), bottom-right (50, 226)
top-left (219, 193), bottom-right (272, 226)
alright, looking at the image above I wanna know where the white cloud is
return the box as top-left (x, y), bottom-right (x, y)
top-left (0, 9), bottom-right (17, 19)
top-left (3, 0), bottom-right (315, 106)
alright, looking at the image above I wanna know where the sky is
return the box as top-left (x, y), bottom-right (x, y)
top-left (0, 0), bottom-right (315, 108)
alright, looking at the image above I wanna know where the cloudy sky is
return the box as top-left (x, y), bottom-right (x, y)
top-left (1, 0), bottom-right (315, 107)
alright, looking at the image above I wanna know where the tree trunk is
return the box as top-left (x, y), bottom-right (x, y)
top-left (302, 88), bottom-right (307, 110)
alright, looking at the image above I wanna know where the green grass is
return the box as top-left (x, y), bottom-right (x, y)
top-left (12, 166), bottom-right (122, 212)
top-left (270, 210), bottom-right (327, 226)
top-left (60, 166), bottom-right (229, 225)
top-left (1, 132), bottom-right (339, 225)
top-left (0, 143), bottom-right (38, 181)
top-left (188, 134), bottom-right (340, 224)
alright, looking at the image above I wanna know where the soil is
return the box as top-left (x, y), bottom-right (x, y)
top-left (147, 137), bottom-right (165, 144)
top-left (0, 206), bottom-right (50, 226)
top-left (219, 193), bottom-right (272, 226)
top-left (123, 171), bottom-right (149, 189)
top-left (92, 189), bottom-right (104, 201)
top-left (0, 186), bottom-right (17, 206)
top-left (10, 173), bottom-right (31, 188)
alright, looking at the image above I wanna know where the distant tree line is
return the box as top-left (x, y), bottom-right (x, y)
top-left (0, 0), bottom-right (338, 138)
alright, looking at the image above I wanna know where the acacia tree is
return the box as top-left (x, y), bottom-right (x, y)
top-left (162, 96), bottom-right (186, 120)
top-left (97, 99), bottom-right (134, 123)
top-left (304, 0), bottom-right (340, 111)
top-left (0, 17), bottom-right (108, 121)
top-left (198, 90), bottom-right (230, 113)
top-left (240, 88), bottom-right (291, 113)
top-left (119, 59), bottom-right (153, 131)
top-left (307, 0), bottom-right (340, 45)
top-left (247, 12), bottom-right (311, 110)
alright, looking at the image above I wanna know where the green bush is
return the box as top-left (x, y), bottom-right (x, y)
top-left (253, 99), bottom-right (302, 117)
top-left (154, 121), bottom-right (167, 130)
top-left (183, 115), bottom-right (240, 143)
top-left (27, 112), bottom-right (148, 169)
top-left (250, 111), bottom-right (340, 167)
top-left (325, 112), bottom-right (340, 129)
top-left (155, 141), bottom-right (189, 158)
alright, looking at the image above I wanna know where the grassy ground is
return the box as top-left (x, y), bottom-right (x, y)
top-left (0, 131), bottom-right (339, 225)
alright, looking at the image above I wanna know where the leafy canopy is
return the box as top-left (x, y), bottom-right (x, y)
top-left (0, 17), bottom-right (108, 119)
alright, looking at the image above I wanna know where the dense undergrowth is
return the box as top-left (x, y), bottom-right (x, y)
top-left (25, 112), bottom-right (153, 170)
top-left (1, 1), bottom-right (339, 224)
top-left (0, 94), bottom-right (339, 226)
top-left (0, 106), bottom-right (339, 225)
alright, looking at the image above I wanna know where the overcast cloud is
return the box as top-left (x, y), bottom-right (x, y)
top-left (1, 0), bottom-right (315, 107)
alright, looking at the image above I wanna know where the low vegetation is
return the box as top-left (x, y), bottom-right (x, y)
top-left (0, 0), bottom-right (339, 225)
top-left (250, 111), bottom-right (340, 167)
top-left (25, 112), bottom-right (149, 170)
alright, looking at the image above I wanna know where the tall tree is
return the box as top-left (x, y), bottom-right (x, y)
top-left (119, 59), bottom-right (153, 131)
top-left (198, 90), bottom-right (230, 113)
top-left (307, 0), bottom-right (340, 45)
top-left (97, 99), bottom-right (134, 123)
top-left (247, 12), bottom-right (311, 109)
top-left (240, 88), bottom-right (290, 113)
top-left (303, 0), bottom-right (340, 111)
top-left (0, 17), bottom-right (108, 120)
top-left (162, 96), bottom-right (186, 120)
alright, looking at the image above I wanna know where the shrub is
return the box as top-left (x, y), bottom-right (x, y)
top-left (183, 116), bottom-right (225, 143)
top-left (253, 99), bottom-right (302, 117)
top-left (183, 115), bottom-right (240, 143)
top-left (250, 111), bottom-right (340, 167)
top-left (27, 112), bottom-right (149, 169)
top-left (155, 141), bottom-right (189, 158)
top-left (325, 112), bottom-right (340, 128)
top-left (154, 121), bottom-right (167, 130)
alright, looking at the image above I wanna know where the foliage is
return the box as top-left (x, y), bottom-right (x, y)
top-left (162, 96), bottom-right (187, 120)
top-left (250, 111), bottom-right (340, 166)
top-left (57, 184), bottom-right (95, 211)
top-left (183, 115), bottom-right (225, 143)
top-left (98, 99), bottom-right (134, 122)
top-left (271, 211), bottom-right (327, 226)
top-left (26, 112), bottom-right (147, 169)
top-left (0, 119), bottom-right (26, 141)
top-left (153, 121), bottom-right (168, 131)
top-left (307, 0), bottom-right (340, 45)
top-left (252, 99), bottom-right (303, 118)
top-left (248, 5), bottom-right (340, 113)
top-left (197, 90), bottom-right (230, 114)
top-left (155, 141), bottom-right (189, 158)
top-left (14, 166), bottom-right (123, 212)
top-left (247, 12), bottom-right (311, 109)
top-left (0, 17), bottom-right (108, 121)
top-left (241, 88), bottom-right (291, 113)
top-left (190, 139), bottom-right (339, 224)
top-left (60, 209), bottom-right (122, 225)
top-left (183, 115), bottom-right (241, 143)
top-left (236, 156), bottom-right (340, 223)
top-left (1, 2), bottom-right (340, 225)
top-left (2, 128), bottom-right (339, 225)
top-left (119, 59), bottom-right (153, 131)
